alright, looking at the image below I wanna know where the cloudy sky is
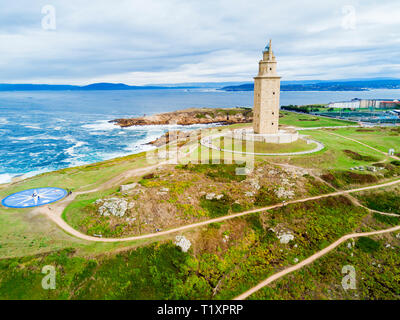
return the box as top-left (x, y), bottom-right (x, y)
top-left (1, 0), bottom-right (400, 85)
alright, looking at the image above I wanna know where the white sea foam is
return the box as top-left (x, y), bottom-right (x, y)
top-left (24, 125), bottom-right (41, 130)
top-left (65, 140), bottom-right (87, 157)
top-left (21, 168), bottom-right (51, 180)
top-left (0, 173), bottom-right (14, 184)
top-left (12, 134), bottom-right (60, 141)
top-left (0, 168), bottom-right (51, 184)
top-left (0, 118), bottom-right (8, 125)
top-left (66, 159), bottom-right (89, 167)
top-left (82, 120), bottom-right (117, 131)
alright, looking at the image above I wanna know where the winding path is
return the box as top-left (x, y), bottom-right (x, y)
top-left (35, 174), bottom-right (400, 243)
top-left (29, 123), bottom-right (400, 300)
top-left (234, 224), bottom-right (400, 300)
top-left (326, 131), bottom-right (400, 161)
top-left (200, 133), bottom-right (325, 156)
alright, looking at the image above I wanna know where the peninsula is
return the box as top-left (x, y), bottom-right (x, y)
top-left (110, 107), bottom-right (253, 127)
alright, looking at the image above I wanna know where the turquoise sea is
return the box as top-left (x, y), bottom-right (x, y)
top-left (1, 88), bottom-right (400, 183)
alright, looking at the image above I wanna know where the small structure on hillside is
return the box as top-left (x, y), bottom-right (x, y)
top-left (389, 148), bottom-right (395, 156)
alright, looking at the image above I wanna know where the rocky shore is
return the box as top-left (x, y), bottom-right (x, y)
top-left (146, 130), bottom-right (194, 147)
top-left (110, 107), bottom-right (253, 127)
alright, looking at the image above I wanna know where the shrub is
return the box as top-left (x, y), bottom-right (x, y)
top-left (142, 173), bottom-right (156, 180)
top-left (254, 187), bottom-right (280, 206)
top-left (373, 212), bottom-right (400, 226)
top-left (356, 237), bottom-right (381, 253)
top-left (357, 191), bottom-right (400, 214)
top-left (343, 150), bottom-right (378, 162)
top-left (178, 163), bottom-right (246, 182)
top-left (321, 170), bottom-right (378, 188)
top-left (391, 160), bottom-right (400, 166)
top-left (304, 174), bottom-right (335, 195)
top-left (200, 196), bottom-right (232, 217)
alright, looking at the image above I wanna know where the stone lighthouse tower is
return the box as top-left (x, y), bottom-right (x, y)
top-left (253, 40), bottom-right (281, 134)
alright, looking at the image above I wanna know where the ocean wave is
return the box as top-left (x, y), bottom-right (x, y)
top-left (11, 134), bottom-right (60, 141)
top-left (24, 125), bottom-right (41, 130)
top-left (66, 159), bottom-right (90, 167)
top-left (82, 120), bottom-right (118, 131)
top-left (0, 117), bottom-right (8, 125)
top-left (21, 168), bottom-right (51, 180)
top-left (65, 140), bottom-right (87, 157)
top-left (82, 120), bottom-right (219, 133)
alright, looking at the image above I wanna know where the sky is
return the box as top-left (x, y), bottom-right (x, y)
top-left (0, 0), bottom-right (400, 85)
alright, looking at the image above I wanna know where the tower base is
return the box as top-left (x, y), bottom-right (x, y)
top-left (228, 128), bottom-right (299, 144)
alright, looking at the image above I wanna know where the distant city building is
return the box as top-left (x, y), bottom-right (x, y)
top-left (327, 99), bottom-right (361, 109)
top-left (328, 98), bottom-right (400, 109)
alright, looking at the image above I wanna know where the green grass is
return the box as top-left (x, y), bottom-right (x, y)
top-left (372, 212), bottom-right (400, 226)
top-left (0, 151), bottom-right (157, 258)
top-left (214, 136), bottom-right (317, 154)
top-left (1, 115), bottom-right (400, 299)
top-left (177, 163), bottom-right (246, 182)
top-left (332, 127), bottom-right (400, 155)
top-left (0, 243), bottom-right (194, 300)
top-left (286, 129), bottom-right (387, 171)
top-left (355, 187), bottom-right (400, 214)
top-left (200, 196), bottom-right (232, 217)
top-left (356, 237), bottom-right (381, 253)
top-left (0, 152), bottom-right (147, 199)
top-left (252, 233), bottom-right (400, 300)
top-left (321, 170), bottom-right (379, 189)
top-left (251, 206), bottom-right (400, 300)
top-left (62, 189), bottom-right (121, 237)
top-left (279, 111), bottom-right (356, 128)
top-left (0, 195), bottom-right (370, 300)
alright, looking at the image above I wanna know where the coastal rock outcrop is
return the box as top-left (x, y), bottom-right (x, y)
top-left (110, 107), bottom-right (252, 128)
top-left (175, 235), bottom-right (192, 252)
top-left (95, 198), bottom-right (133, 217)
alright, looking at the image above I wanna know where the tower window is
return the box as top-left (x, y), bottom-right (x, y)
top-left (269, 68), bottom-right (272, 71)
top-left (273, 92), bottom-right (275, 95)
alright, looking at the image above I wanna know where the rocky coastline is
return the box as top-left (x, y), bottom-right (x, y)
top-left (109, 107), bottom-right (253, 127)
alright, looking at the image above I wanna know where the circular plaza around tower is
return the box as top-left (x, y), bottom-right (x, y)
top-left (228, 128), bottom-right (299, 144)
top-left (201, 129), bottom-right (324, 156)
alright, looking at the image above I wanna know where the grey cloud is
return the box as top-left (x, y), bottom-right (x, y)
top-left (0, 0), bottom-right (399, 84)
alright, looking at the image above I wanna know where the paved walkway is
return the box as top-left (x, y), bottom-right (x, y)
top-left (200, 134), bottom-right (325, 156)
top-left (35, 176), bottom-right (400, 243)
top-left (326, 131), bottom-right (400, 161)
top-left (29, 122), bottom-right (400, 299)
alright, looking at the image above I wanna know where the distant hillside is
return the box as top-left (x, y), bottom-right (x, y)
top-left (2, 79), bottom-right (400, 92)
top-left (221, 79), bottom-right (400, 92)
top-left (0, 82), bottom-right (185, 91)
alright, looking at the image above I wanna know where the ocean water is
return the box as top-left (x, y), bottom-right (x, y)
top-left (1, 88), bottom-right (400, 184)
